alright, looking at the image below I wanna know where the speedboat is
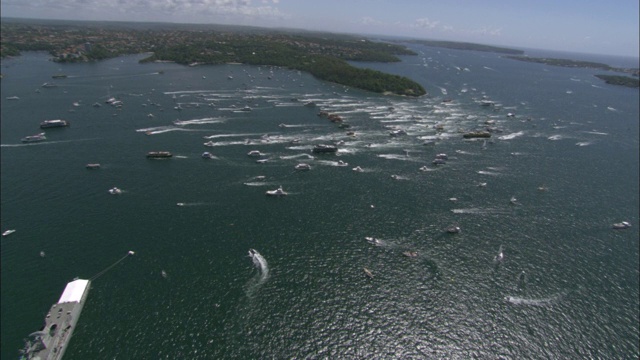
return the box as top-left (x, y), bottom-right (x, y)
top-left (510, 196), bottom-right (519, 205)
top-left (435, 153), bottom-right (448, 160)
top-left (176, 203), bottom-right (185, 207)
top-left (108, 187), bottom-right (122, 195)
top-left (247, 150), bottom-right (262, 157)
top-left (86, 163), bottom-right (101, 169)
top-left (295, 163), bottom-right (311, 171)
top-left (389, 129), bottom-right (407, 137)
top-left (446, 225), bottom-right (461, 234)
top-left (337, 160), bottom-right (348, 167)
top-left (21, 133), bottom-right (46, 143)
top-left (202, 152), bottom-right (214, 159)
top-left (403, 251), bottom-right (418, 258)
top-left (266, 186), bottom-right (287, 196)
top-left (352, 166), bottom-right (364, 172)
top-left (432, 158), bottom-right (446, 165)
top-left (363, 268), bottom-right (374, 278)
top-left (204, 141), bottom-right (215, 147)
top-left (2, 229), bottom-right (16, 237)
top-left (612, 221), bottom-right (631, 230)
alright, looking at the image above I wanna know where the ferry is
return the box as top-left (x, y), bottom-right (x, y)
top-left (146, 151), bottom-right (173, 158)
top-left (21, 133), bottom-right (47, 143)
top-left (40, 119), bottom-right (70, 129)
top-left (463, 131), bottom-right (491, 139)
top-left (19, 279), bottom-right (91, 360)
top-left (312, 144), bottom-right (338, 154)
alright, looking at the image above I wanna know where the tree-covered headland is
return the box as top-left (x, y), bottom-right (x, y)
top-left (0, 19), bottom-right (426, 96)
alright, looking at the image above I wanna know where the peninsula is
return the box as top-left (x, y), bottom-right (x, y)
top-left (505, 55), bottom-right (639, 87)
top-left (0, 19), bottom-right (426, 97)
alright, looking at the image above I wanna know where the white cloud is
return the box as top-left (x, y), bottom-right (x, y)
top-left (412, 17), bottom-right (440, 30)
top-left (2, 0), bottom-right (286, 22)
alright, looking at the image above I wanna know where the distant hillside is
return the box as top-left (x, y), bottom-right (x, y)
top-left (406, 39), bottom-right (524, 55)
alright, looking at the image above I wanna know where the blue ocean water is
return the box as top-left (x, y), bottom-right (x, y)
top-left (1, 45), bottom-right (638, 359)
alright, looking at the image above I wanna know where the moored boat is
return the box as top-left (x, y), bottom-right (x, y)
top-left (40, 119), bottom-right (70, 128)
top-left (146, 151), bottom-right (172, 158)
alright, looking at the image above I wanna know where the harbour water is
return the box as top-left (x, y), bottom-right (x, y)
top-left (1, 45), bottom-right (638, 359)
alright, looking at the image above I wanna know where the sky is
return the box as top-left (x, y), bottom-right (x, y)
top-left (2, 0), bottom-right (639, 58)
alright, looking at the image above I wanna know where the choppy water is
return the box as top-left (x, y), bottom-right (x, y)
top-left (1, 46), bottom-right (638, 359)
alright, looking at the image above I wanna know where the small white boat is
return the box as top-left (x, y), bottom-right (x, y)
top-left (363, 268), bottom-right (374, 278)
top-left (510, 196), bottom-right (519, 205)
top-left (40, 251), bottom-right (46, 257)
top-left (108, 187), bottom-right (122, 195)
top-left (6, 96), bottom-right (20, 100)
top-left (266, 186), bottom-right (287, 196)
top-left (494, 245), bottom-right (504, 262)
top-left (295, 163), bottom-right (311, 171)
top-left (247, 150), bottom-right (262, 157)
top-left (176, 203), bottom-right (185, 207)
top-left (204, 141), bottom-right (215, 147)
top-left (352, 166), bottom-right (364, 172)
top-left (2, 229), bottom-right (16, 237)
top-left (256, 159), bottom-right (269, 164)
top-left (128, 250), bottom-right (136, 256)
top-left (86, 163), bottom-right (101, 169)
top-left (202, 152), bottom-right (214, 159)
top-left (336, 160), bottom-right (348, 167)
top-left (612, 221), bottom-right (631, 230)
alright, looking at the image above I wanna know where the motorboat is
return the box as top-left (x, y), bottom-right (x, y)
top-left (202, 152), bottom-right (214, 159)
top-left (446, 225), bottom-right (461, 234)
top-left (435, 153), bottom-right (448, 160)
top-left (295, 163), bottom-right (311, 171)
top-left (312, 144), bottom-right (338, 153)
top-left (256, 158), bottom-right (269, 164)
top-left (352, 166), bottom-right (364, 172)
top-left (389, 129), bottom-right (407, 137)
top-left (612, 221), bottom-right (631, 230)
top-left (247, 150), bottom-right (262, 157)
top-left (363, 268), bottom-right (374, 278)
top-left (21, 133), bottom-right (46, 143)
top-left (108, 187), bottom-right (122, 195)
top-left (403, 251), bottom-right (418, 258)
top-left (266, 186), bottom-right (287, 196)
top-left (176, 203), bottom-right (185, 207)
top-left (40, 119), bottom-right (70, 128)
top-left (365, 237), bottom-right (382, 246)
top-left (2, 229), bottom-right (16, 237)
top-left (337, 160), bottom-right (348, 167)
top-left (204, 141), bottom-right (215, 147)
top-left (432, 158), bottom-right (446, 165)
top-left (510, 196), bottom-right (519, 205)
top-left (85, 163), bottom-right (101, 169)
top-left (6, 96), bottom-right (20, 100)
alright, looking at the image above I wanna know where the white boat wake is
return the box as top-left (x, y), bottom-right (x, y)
top-left (249, 249), bottom-right (269, 279)
top-left (504, 294), bottom-right (562, 306)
